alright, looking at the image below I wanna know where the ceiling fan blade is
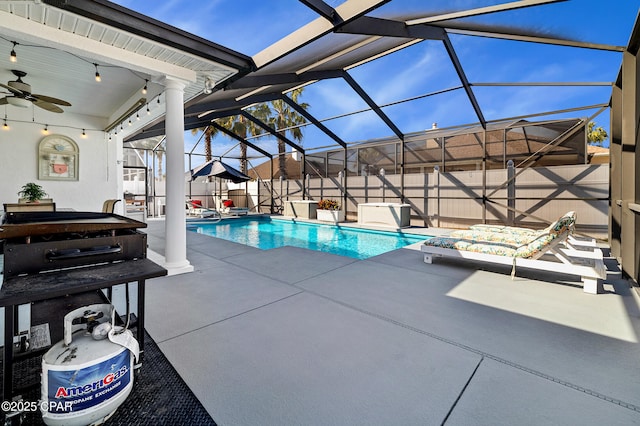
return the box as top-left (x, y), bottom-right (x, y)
top-left (31, 93), bottom-right (72, 106)
top-left (34, 99), bottom-right (64, 113)
top-left (0, 82), bottom-right (24, 96)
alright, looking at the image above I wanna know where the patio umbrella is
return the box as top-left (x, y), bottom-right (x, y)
top-left (186, 159), bottom-right (250, 183)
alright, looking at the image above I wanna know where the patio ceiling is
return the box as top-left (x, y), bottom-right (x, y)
top-left (0, 0), bottom-right (252, 132)
top-left (127, 0), bottom-right (626, 157)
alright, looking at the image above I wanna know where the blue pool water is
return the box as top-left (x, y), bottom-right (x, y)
top-left (187, 217), bottom-right (428, 259)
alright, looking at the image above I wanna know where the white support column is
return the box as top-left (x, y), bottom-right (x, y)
top-left (162, 77), bottom-right (193, 275)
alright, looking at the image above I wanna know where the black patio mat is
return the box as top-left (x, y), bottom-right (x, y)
top-left (2, 330), bottom-right (217, 425)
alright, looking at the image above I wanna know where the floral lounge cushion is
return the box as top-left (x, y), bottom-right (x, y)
top-left (449, 229), bottom-right (541, 245)
top-left (424, 231), bottom-right (560, 259)
top-left (468, 224), bottom-right (541, 236)
top-left (468, 211), bottom-right (576, 236)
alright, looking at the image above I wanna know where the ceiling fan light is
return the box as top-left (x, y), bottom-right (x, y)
top-left (7, 97), bottom-right (30, 108)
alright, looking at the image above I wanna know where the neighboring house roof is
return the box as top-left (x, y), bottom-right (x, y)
top-left (248, 118), bottom-right (607, 179)
top-left (587, 145), bottom-right (610, 154)
top-left (247, 154), bottom-right (303, 180)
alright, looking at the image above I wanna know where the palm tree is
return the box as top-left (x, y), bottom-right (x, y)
top-left (154, 140), bottom-right (166, 182)
top-left (217, 113), bottom-right (263, 174)
top-left (190, 125), bottom-right (218, 163)
top-left (264, 88), bottom-right (308, 179)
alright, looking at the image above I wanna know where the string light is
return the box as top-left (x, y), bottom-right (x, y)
top-left (10, 41), bottom-right (17, 63)
top-left (94, 63), bottom-right (101, 82)
top-left (142, 79), bottom-right (148, 94)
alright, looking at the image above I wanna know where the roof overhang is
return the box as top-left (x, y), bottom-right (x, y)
top-left (0, 0), bottom-right (254, 136)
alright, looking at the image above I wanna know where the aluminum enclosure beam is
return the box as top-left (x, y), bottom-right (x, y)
top-left (444, 28), bottom-right (624, 52)
top-left (253, 0), bottom-right (390, 69)
top-left (299, 0), bottom-right (341, 24)
top-left (342, 71), bottom-right (404, 140)
top-left (337, 16), bottom-right (446, 40)
top-left (279, 95), bottom-right (347, 148)
top-left (239, 111), bottom-right (305, 154)
top-left (217, 69), bottom-right (344, 91)
top-left (442, 34), bottom-right (486, 128)
top-left (406, 0), bottom-right (567, 25)
top-left (209, 122), bottom-right (273, 159)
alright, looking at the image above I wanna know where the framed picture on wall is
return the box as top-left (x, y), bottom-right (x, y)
top-left (38, 134), bottom-right (79, 181)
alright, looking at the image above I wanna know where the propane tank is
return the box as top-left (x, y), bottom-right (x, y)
top-left (40, 304), bottom-right (139, 426)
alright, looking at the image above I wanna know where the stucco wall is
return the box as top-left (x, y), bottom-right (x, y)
top-left (0, 108), bottom-right (119, 213)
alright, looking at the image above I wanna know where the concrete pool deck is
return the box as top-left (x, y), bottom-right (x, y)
top-left (143, 218), bottom-right (640, 425)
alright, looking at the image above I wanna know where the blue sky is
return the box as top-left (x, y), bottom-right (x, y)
top-left (113, 0), bottom-right (639, 166)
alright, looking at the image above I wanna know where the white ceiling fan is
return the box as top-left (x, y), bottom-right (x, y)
top-left (0, 70), bottom-right (72, 113)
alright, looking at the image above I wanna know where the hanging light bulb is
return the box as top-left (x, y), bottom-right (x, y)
top-left (146, 104), bottom-right (150, 115)
top-left (43, 124), bottom-right (49, 134)
top-left (136, 112), bottom-right (140, 121)
top-left (108, 133), bottom-right (112, 141)
top-left (94, 63), bottom-right (101, 82)
top-left (142, 79), bottom-right (148, 95)
top-left (10, 42), bottom-right (17, 63)
top-left (3, 118), bottom-right (9, 130)
top-left (203, 76), bottom-right (215, 94)
top-left (81, 129), bottom-right (87, 138)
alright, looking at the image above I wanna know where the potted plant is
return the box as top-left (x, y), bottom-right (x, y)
top-left (316, 199), bottom-right (344, 223)
top-left (18, 182), bottom-right (48, 203)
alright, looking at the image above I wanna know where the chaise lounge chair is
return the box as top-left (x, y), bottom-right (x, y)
top-left (220, 199), bottom-right (248, 216)
top-left (421, 212), bottom-right (607, 294)
top-left (186, 200), bottom-right (221, 221)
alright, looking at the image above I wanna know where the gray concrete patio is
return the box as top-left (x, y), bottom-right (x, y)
top-left (142, 218), bottom-right (640, 425)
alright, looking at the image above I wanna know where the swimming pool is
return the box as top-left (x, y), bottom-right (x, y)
top-left (187, 217), bottom-right (428, 259)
